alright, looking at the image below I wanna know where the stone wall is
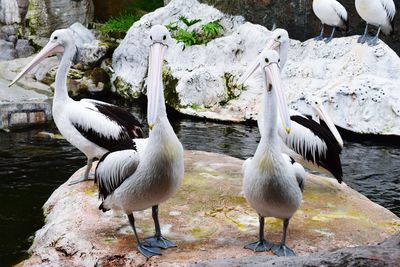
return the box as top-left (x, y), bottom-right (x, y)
top-left (197, 0), bottom-right (400, 55)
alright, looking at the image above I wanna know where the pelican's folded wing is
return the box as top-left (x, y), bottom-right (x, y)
top-left (95, 148), bottom-right (140, 201)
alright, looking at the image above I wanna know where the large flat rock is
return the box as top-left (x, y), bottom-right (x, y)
top-left (19, 151), bottom-right (399, 266)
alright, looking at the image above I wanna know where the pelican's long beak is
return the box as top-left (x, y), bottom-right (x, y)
top-left (8, 41), bottom-right (64, 87)
top-left (238, 38), bottom-right (281, 85)
top-left (265, 63), bottom-right (291, 133)
top-left (314, 104), bottom-right (344, 148)
top-left (147, 42), bottom-right (167, 130)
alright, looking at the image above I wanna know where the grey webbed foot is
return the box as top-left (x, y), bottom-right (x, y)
top-left (358, 35), bottom-right (368, 44)
top-left (367, 36), bottom-right (379, 46)
top-left (324, 36), bottom-right (333, 43)
top-left (144, 235), bottom-right (176, 249)
top-left (244, 239), bottom-right (273, 252)
top-left (314, 35), bottom-right (324, 41)
top-left (272, 243), bottom-right (296, 257)
top-left (137, 243), bottom-right (162, 258)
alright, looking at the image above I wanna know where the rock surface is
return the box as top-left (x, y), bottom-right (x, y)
top-left (27, 0), bottom-right (94, 38)
top-left (19, 151), bottom-right (399, 266)
top-left (113, 0), bottom-right (400, 136)
top-left (197, 0), bottom-right (400, 56)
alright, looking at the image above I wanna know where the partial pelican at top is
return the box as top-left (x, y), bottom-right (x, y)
top-left (356, 0), bottom-right (396, 46)
top-left (312, 0), bottom-right (349, 43)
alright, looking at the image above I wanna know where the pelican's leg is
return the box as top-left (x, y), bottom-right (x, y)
top-left (68, 158), bottom-right (94, 185)
top-left (128, 213), bottom-right (162, 258)
top-left (314, 23), bottom-right (325, 41)
top-left (367, 26), bottom-right (381, 46)
top-left (144, 205), bottom-right (176, 249)
top-left (324, 27), bottom-right (336, 43)
top-left (272, 219), bottom-right (296, 257)
top-left (358, 23), bottom-right (369, 44)
top-left (244, 215), bottom-right (273, 252)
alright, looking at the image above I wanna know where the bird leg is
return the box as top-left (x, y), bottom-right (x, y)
top-left (358, 23), bottom-right (369, 44)
top-left (144, 205), bottom-right (176, 249)
top-left (128, 213), bottom-right (162, 258)
top-left (272, 219), bottom-right (296, 256)
top-left (367, 26), bottom-right (381, 46)
top-left (324, 27), bottom-right (336, 43)
top-left (68, 158), bottom-right (94, 185)
top-left (244, 215), bottom-right (273, 252)
top-left (314, 23), bottom-right (325, 41)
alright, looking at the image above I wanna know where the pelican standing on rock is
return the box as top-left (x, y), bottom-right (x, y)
top-left (95, 25), bottom-right (184, 258)
top-left (242, 50), bottom-right (304, 256)
top-left (239, 28), bottom-right (344, 183)
top-left (9, 29), bottom-right (144, 185)
top-left (312, 0), bottom-right (349, 43)
top-left (355, 0), bottom-right (396, 46)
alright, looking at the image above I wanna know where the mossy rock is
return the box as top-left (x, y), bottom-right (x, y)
top-left (90, 67), bottom-right (110, 86)
top-left (20, 151), bottom-right (400, 266)
top-left (113, 76), bottom-right (141, 99)
top-left (162, 64), bottom-right (181, 110)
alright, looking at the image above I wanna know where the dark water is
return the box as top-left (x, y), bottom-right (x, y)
top-left (0, 102), bottom-right (399, 266)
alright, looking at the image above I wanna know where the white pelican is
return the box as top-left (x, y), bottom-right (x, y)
top-left (95, 25), bottom-right (184, 258)
top-left (242, 50), bottom-right (304, 256)
top-left (355, 0), bottom-right (396, 45)
top-left (312, 0), bottom-right (349, 43)
top-left (9, 29), bottom-right (144, 185)
top-left (239, 28), bottom-right (344, 183)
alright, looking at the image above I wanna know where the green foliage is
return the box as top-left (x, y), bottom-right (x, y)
top-left (178, 16), bottom-right (202, 27)
top-left (175, 29), bottom-right (199, 46)
top-left (166, 18), bottom-right (224, 48)
top-left (99, 14), bottom-right (140, 36)
top-left (201, 21), bottom-right (223, 42)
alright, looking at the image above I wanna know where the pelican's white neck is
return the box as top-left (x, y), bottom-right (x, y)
top-left (54, 45), bottom-right (76, 103)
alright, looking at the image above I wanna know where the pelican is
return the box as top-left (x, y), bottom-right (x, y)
top-left (312, 0), bottom-right (349, 43)
top-left (94, 25), bottom-right (184, 258)
top-left (239, 28), bottom-right (344, 183)
top-left (8, 29), bottom-right (144, 185)
top-left (242, 50), bottom-right (304, 256)
top-left (355, 0), bottom-right (396, 46)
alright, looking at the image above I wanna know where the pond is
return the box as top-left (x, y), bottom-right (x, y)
top-left (0, 99), bottom-right (399, 266)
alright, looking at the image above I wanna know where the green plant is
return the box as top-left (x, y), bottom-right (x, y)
top-left (166, 18), bottom-right (224, 48)
top-left (126, 0), bottom-right (164, 13)
top-left (201, 21), bottom-right (223, 41)
top-left (99, 14), bottom-right (140, 36)
top-left (178, 16), bottom-right (202, 27)
top-left (175, 29), bottom-right (199, 47)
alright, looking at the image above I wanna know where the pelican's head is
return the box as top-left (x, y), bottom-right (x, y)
top-left (265, 28), bottom-right (289, 68)
top-left (147, 25), bottom-right (171, 130)
top-left (307, 96), bottom-right (344, 148)
top-left (238, 28), bottom-right (289, 85)
top-left (259, 50), bottom-right (291, 133)
top-left (9, 29), bottom-right (75, 87)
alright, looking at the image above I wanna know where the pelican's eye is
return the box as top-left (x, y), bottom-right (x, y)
top-left (278, 59), bottom-right (281, 62)
top-left (163, 35), bottom-right (166, 40)
top-left (315, 101), bottom-right (318, 104)
top-left (54, 36), bottom-right (58, 40)
top-left (277, 35), bottom-right (281, 39)
top-left (265, 58), bottom-right (269, 63)
top-left (150, 35), bottom-right (153, 40)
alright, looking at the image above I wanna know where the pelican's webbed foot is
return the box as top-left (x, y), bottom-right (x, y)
top-left (138, 243), bottom-right (162, 258)
top-left (144, 235), bottom-right (176, 249)
top-left (357, 35), bottom-right (368, 44)
top-left (324, 36), bottom-right (333, 43)
top-left (272, 243), bottom-right (296, 257)
top-left (244, 239), bottom-right (273, 252)
top-left (367, 36), bottom-right (379, 46)
top-left (314, 35), bottom-right (324, 41)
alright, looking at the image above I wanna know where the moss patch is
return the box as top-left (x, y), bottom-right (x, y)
top-left (162, 65), bottom-right (181, 110)
top-left (113, 76), bottom-right (141, 100)
top-left (219, 73), bottom-right (245, 106)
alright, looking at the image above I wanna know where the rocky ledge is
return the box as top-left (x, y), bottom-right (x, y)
top-left (19, 151), bottom-right (399, 266)
top-left (113, 0), bottom-right (400, 136)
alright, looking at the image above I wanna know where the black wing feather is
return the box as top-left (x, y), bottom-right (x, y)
top-left (93, 103), bottom-right (144, 139)
top-left (291, 115), bottom-right (343, 183)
